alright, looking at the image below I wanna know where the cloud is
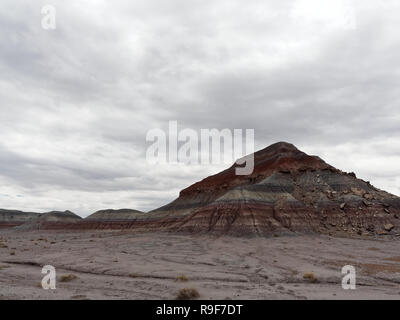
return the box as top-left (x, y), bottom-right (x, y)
top-left (0, 0), bottom-right (399, 216)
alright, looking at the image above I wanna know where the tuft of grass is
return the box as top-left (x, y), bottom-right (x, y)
top-left (128, 273), bottom-right (139, 278)
top-left (303, 272), bottom-right (319, 283)
top-left (176, 288), bottom-right (200, 300)
top-left (60, 274), bottom-right (78, 282)
top-left (175, 274), bottom-right (189, 282)
top-left (9, 251), bottom-right (15, 256)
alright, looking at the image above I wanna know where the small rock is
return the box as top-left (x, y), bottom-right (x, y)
top-left (363, 193), bottom-right (374, 200)
top-left (384, 224), bottom-right (394, 232)
top-left (351, 187), bottom-right (364, 196)
top-left (366, 224), bottom-right (375, 232)
top-left (377, 230), bottom-right (389, 235)
top-left (340, 203), bottom-right (346, 210)
top-left (384, 208), bottom-right (390, 214)
top-left (363, 199), bottom-right (372, 207)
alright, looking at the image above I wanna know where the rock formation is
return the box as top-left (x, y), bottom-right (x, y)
top-left (15, 210), bottom-right (82, 231)
top-left (76, 209), bottom-right (145, 229)
top-left (145, 142), bottom-right (400, 236)
top-left (86, 209), bottom-right (143, 221)
top-left (1, 142), bottom-right (399, 237)
top-left (0, 209), bottom-right (40, 228)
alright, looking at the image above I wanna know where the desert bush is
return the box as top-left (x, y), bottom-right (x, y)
top-left (175, 274), bottom-right (189, 282)
top-left (303, 272), bottom-right (319, 283)
top-left (60, 274), bottom-right (78, 282)
top-left (176, 288), bottom-right (200, 300)
top-left (128, 273), bottom-right (139, 278)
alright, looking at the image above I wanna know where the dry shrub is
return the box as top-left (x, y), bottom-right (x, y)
top-left (176, 288), bottom-right (200, 300)
top-left (60, 274), bottom-right (78, 282)
top-left (128, 273), bottom-right (139, 278)
top-left (175, 274), bottom-right (188, 282)
top-left (303, 272), bottom-right (319, 283)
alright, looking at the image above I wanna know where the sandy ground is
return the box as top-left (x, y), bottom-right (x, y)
top-left (0, 230), bottom-right (399, 300)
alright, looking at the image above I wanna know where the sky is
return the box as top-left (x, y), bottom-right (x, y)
top-left (0, 0), bottom-right (399, 217)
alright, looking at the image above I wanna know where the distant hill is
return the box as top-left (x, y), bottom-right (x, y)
top-left (85, 209), bottom-right (143, 221)
top-left (0, 209), bottom-right (40, 228)
top-left (15, 210), bottom-right (82, 231)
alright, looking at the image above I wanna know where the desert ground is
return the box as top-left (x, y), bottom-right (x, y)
top-left (0, 230), bottom-right (399, 300)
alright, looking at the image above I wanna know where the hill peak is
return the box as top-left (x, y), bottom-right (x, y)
top-left (180, 141), bottom-right (333, 197)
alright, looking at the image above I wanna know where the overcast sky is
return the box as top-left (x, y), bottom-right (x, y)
top-left (0, 0), bottom-right (399, 217)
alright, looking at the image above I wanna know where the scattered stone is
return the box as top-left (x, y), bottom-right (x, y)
top-left (340, 203), bottom-right (346, 210)
top-left (363, 200), bottom-right (372, 207)
top-left (377, 230), bottom-right (389, 235)
top-left (351, 187), bottom-right (365, 196)
top-left (366, 224), bottom-right (375, 232)
top-left (384, 224), bottom-right (394, 232)
top-left (363, 193), bottom-right (374, 200)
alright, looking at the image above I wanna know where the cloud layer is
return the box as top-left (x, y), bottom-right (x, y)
top-left (0, 0), bottom-right (399, 216)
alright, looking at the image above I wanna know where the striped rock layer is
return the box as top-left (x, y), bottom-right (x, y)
top-left (14, 211), bottom-right (82, 231)
top-left (0, 209), bottom-right (40, 229)
top-left (2, 142), bottom-right (400, 237)
top-left (143, 142), bottom-right (400, 236)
